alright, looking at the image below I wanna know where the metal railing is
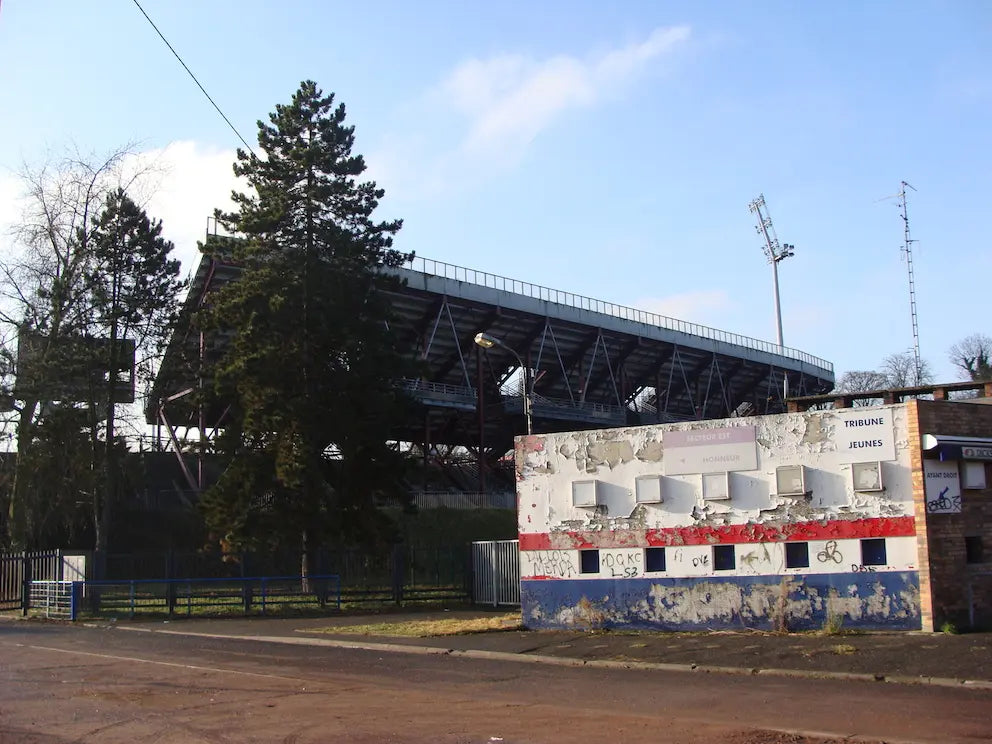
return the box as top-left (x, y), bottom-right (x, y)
top-left (28, 580), bottom-right (77, 619)
top-left (411, 491), bottom-right (516, 510)
top-left (472, 540), bottom-right (520, 607)
top-left (401, 256), bottom-right (833, 372)
top-left (400, 378), bottom-right (477, 403)
top-left (81, 575), bottom-right (342, 618)
top-left (1, 551), bottom-right (71, 613)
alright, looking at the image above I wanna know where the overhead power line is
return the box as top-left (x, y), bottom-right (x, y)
top-left (130, 0), bottom-right (257, 158)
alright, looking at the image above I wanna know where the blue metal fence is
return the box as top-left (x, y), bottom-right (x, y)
top-left (80, 575), bottom-right (341, 618)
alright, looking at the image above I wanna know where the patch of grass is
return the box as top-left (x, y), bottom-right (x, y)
top-left (940, 621), bottom-right (958, 635)
top-left (830, 643), bottom-right (857, 655)
top-left (306, 612), bottom-right (523, 637)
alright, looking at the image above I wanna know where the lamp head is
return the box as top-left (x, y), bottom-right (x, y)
top-left (474, 332), bottom-right (498, 349)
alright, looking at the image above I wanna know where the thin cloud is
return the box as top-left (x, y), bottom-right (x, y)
top-left (368, 26), bottom-right (691, 201)
top-left (446, 26), bottom-right (690, 154)
top-left (125, 141), bottom-right (240, 275)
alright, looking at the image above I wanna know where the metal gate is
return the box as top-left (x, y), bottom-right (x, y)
top-left (0, 552), bottom-right (66, 613)
top-left (471, 539), bottom-right (520, 607)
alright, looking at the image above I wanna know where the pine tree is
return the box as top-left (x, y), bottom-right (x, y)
top-left (87, 189), bottom-right (184, 552)
top-left (199, 81), bottom-right (414, 557)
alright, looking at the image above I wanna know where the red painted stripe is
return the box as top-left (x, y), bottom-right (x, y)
top-left (518, 515), bottom-right (916, 551)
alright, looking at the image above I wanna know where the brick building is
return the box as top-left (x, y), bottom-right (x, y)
top-left (515, 392), bottom-right (992, 632)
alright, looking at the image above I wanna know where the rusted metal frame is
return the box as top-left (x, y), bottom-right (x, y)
top-left (553, 328), bottom-right (600, 400)
top-left (157, 405), bottom-right (199, 492)
top-left (714, 357), bottom-right (743, 417)
top-left (580, 330), bottom-right (604, 404)
top-left (668, 348), bottom-right (706, 419)
top-left (734, 365), bottom-right (771, 414)
top-left (585, 335), bottom-right (638, 404)
top-left (543, 320), bottom-right (576, 404)
top-left (434, 307), bottom-right (498, 381)
top-left (412, 297), bottom-right (445, 359)
top-left (422, 296), bottom-right (447, 359)
top-left (198, 329), bottom-right (206, 491)
top-left (661, 345), bottom-right (681, 415)
top-left (687, 355), bottom-right (715, 419)
top-left (441, 299), bottom-right (474, 390)
top-left (206, 404), bottom-right (232, 441)
top-left (764, 365), bottom-right (786, 413)
top-left (698, 353), bottom-right (718, 420)
top-left (600, 334), bottom-right (624, 408)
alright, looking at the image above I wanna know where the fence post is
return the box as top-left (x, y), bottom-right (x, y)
top-left (20, 551), bottom-right (31, 617)
top-left (166, 550), bottom-right (176, 616)
top-left (391, 544), bottom-right (404, 605)
top-left (70, 582), bottom-right (83, 621)
top-left (491, 542), bottom-right (498, 609)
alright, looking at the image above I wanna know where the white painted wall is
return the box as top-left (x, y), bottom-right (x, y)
top-left (517, 404), bottom-right (918, 579)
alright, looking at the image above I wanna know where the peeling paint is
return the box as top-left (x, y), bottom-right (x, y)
top-left (635, 440), bottom-right (664, 462)
top-left (522, 573), bottom-right (921, 631)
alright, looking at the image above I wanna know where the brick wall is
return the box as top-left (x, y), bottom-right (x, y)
top-left (913, 400), bottom-right (992, 630)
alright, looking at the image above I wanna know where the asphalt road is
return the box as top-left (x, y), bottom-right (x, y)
top-left (1, 622), bottom-right (990, 744)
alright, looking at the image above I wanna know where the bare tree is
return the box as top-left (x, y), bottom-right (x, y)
top-left (834, 370), bottom-right (891, 394)
top-left (948, 333), bottom-right (992, 381)
top-left (0, 146), bottom-right (163, 551)
top-left (880, 352), bottom-right (934, 388)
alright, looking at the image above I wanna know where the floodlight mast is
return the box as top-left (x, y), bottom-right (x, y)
top-left (474, 332), bottom-right (532, 435)
top-left (748, 194), bottom-right (794, 349)
top-left (748, 194), bottom-right (795, 401)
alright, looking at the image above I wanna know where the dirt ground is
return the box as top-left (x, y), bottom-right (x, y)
top-left (11, 621), bottom-right (967, 743)
top-left (200, 609), bottom-right (992, 683)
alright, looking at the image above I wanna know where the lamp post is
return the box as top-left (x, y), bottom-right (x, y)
top-left (474, 332), bottom-right (532, 435)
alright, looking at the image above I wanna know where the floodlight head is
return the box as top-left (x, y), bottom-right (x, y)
top-left (474, 332), bottom-right (498, 349)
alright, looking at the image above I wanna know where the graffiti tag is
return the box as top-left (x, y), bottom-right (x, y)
top-left (602, 551), bottom-right (641, 578)
top-left (926, 486), bottom-right (961, 514)
top-left (816, 540), bottom-right (843, 564)
top-left (850, 564), bottom-right (877, 573)
top-left (524, 551), bottom-right (575, 578)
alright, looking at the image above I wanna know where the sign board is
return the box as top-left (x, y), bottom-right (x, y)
top-left (962, 445), bottom-right (992, 460)
top-left (923, 460), bottom-right (961, 514)
top-left (664, 426), bottom-right (757, 475)
top-left (833, 409), bottom-right (895, 463)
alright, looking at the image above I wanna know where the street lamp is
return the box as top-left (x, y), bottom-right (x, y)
top-left (474, 332), bottom-right (532, 435)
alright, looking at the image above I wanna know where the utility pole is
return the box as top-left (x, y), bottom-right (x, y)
top-left (748, 194), bottom-right (795, 399)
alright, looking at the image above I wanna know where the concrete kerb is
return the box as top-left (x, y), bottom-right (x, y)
top-left (112, 625), bottom-right (992, 691)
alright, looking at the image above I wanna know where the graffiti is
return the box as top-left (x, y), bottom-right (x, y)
top-left (851, 564), bottom-right (877, 573)
top-left (926, 486), bottom-right (961, 514)
top-left (602, 551), bottom-right (642, 578)
top-left (816, 540), bottom-right (843, 564)
top-left (692, 554), bottom-right (710, 568)
top-left (524, 551), bottom-right (575, 578)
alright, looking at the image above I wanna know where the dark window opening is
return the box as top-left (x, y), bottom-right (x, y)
top-left (860, 538), bottom-right (887, 566)
top-left (580, 549), bottom-right (600, 574)
top-left (965, 536), bottom-right (984, 564)
top-left (713, 545), bottom-right (736, 571)
top-left (785, 542), bottom-right (810, 569)
top-left (645, 547), bottom-right (666, 573)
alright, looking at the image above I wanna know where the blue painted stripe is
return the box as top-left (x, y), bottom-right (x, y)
top-left (521, 572), bottom-right (921, 632)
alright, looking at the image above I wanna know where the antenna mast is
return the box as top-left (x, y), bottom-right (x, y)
top-left (898, 181), bottom-right (922, 386)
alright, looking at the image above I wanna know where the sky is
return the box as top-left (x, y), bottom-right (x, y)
top-left (1, 0), bottom-right (990, 384)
